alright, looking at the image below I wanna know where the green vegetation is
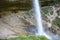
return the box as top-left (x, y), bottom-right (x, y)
top-left (54, 0), bottom-right (60, 4)
top-left (53, 18), bottom-right (60, 26)
top-left (0, 35), bottom-right (49, 40)
top-left (58, 11), bottom-right (60, 16)
top-left (41, 6), bottom-right (53, 14)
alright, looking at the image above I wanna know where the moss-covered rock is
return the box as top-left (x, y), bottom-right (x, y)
top-left (6, 35), bottom-right (49, 40)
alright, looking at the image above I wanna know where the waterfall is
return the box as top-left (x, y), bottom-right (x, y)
top-left (32, 0), bottom-right (51, 39)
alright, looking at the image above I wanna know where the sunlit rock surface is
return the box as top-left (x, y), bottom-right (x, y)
top-left (0, 11), bottom-right (35, 38)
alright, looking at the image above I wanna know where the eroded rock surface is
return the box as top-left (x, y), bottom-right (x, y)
top-left (0, 11), bottom-right (35, 38)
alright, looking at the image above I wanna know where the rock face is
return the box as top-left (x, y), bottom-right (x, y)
top-left (41, 5), bottom-right (60, 35)
top-left (0, 11), bottom-right (35, 38)
top-left (0, 3), bottom-right (60, 39)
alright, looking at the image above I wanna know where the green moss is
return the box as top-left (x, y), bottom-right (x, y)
top-left (1, 35), bottom-right (49, 40)
top-left (41, 6), bottom-right (53, 14)
top-left (58, 12), bottom-right (60, 16)
top-left (52, 25), bottom-right (56, 28)
top-left (53, 19), bottom-right (60, 25)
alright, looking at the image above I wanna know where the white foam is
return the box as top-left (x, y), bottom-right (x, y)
top-left (33, 0), bottom-right (51, 39)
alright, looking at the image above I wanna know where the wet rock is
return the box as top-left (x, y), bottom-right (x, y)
top-left (48, 27), bottom-right (57, 35)
top-left (57, 24), bottom-right (60, 28)
top-left (26, 25), bottom-right (37, 35)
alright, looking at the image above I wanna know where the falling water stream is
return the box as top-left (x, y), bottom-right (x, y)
top-left (32, 0), bottom-right (60, 40)
top-left (33, 0), bottom-right (44, 35)
top-left (32, 0), bottom-right (51, 40)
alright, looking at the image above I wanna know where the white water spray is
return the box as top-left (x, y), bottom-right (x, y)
top-left (32, 0), bottom-right (51, 39)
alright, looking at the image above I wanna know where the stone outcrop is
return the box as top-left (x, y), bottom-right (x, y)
top-left (0, 11), bottom-right (35, 38)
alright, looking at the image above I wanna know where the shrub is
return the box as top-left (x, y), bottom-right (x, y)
top-left (6, 35), bottom-right (49, 40)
